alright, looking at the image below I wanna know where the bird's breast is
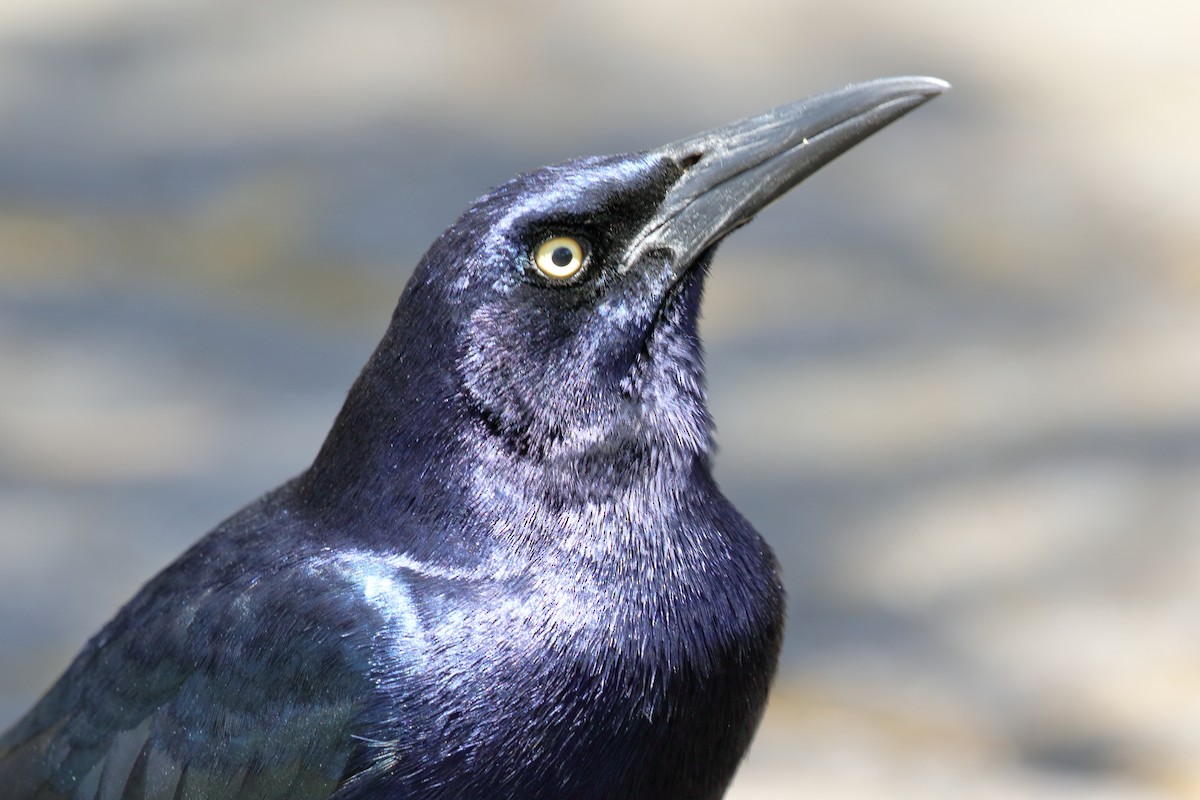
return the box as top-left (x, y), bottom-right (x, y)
top-left (342, 523), bottom-right (782, 799)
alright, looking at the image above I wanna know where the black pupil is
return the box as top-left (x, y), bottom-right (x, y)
top-left (550, 246), bottom-right (574, 267)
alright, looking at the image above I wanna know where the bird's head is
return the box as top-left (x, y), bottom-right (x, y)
top-left (318, 78), bottom-right (947, 495)
top-left (421, 151), bottom-right (714, 463)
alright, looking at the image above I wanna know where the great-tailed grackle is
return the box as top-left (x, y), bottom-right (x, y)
top-left (0, 77), bottom-right (946, 799)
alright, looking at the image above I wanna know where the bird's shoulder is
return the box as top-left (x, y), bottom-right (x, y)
top-left (0, 488), bottom-right (423, 800)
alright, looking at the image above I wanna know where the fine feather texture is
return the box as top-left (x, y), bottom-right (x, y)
top-left (0, 77), bottom-right (945, 800)
top-left (0, 153), bottom-right (784, 800)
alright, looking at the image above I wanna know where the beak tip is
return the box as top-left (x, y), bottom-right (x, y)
top-left (917, 76), bottom-right (952, 94)
top-left (860, 75), bottom-right (951, 104)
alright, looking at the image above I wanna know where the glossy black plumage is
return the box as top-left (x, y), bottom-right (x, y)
top-left (0, 77), bottom-right (946, 800)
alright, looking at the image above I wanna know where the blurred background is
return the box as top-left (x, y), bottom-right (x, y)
top-left (1, 1), bottom-right (1198, 797)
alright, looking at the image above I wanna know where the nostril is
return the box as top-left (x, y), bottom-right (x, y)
top-left (677, 151), bottom-right (703, 170)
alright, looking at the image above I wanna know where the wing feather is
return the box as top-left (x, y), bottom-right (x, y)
top-left (0, 549), bottom-right (381, 800)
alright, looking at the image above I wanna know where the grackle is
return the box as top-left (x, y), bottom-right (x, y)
top-left (0, 77), bottom-right (946, 799)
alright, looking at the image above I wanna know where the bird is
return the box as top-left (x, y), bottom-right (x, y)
top-left (0, 76), bottom-right (947, 800)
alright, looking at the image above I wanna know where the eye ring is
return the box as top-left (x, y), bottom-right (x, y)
top-left (533, 236), bottom-right (586, 280)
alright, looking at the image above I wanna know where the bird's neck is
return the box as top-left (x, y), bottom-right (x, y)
top-left (299, 360), bottom-right (714, 563)
top-left (302, 373), bottom-right (709, 519)
top-left (299, 276), bottom-right (717, 555)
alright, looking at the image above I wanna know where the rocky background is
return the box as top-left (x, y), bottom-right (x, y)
top-left (1, 2), bottom-right (1198, 797)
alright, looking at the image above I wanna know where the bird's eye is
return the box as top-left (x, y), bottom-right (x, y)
top-left (532, 236), bottom-right (586, 280)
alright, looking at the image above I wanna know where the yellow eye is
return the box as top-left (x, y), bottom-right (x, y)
top-left (533, 236), bottom-right (585, 280)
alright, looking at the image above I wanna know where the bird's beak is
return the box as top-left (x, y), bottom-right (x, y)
top-left (625, 76), bottom-right (949, 274)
